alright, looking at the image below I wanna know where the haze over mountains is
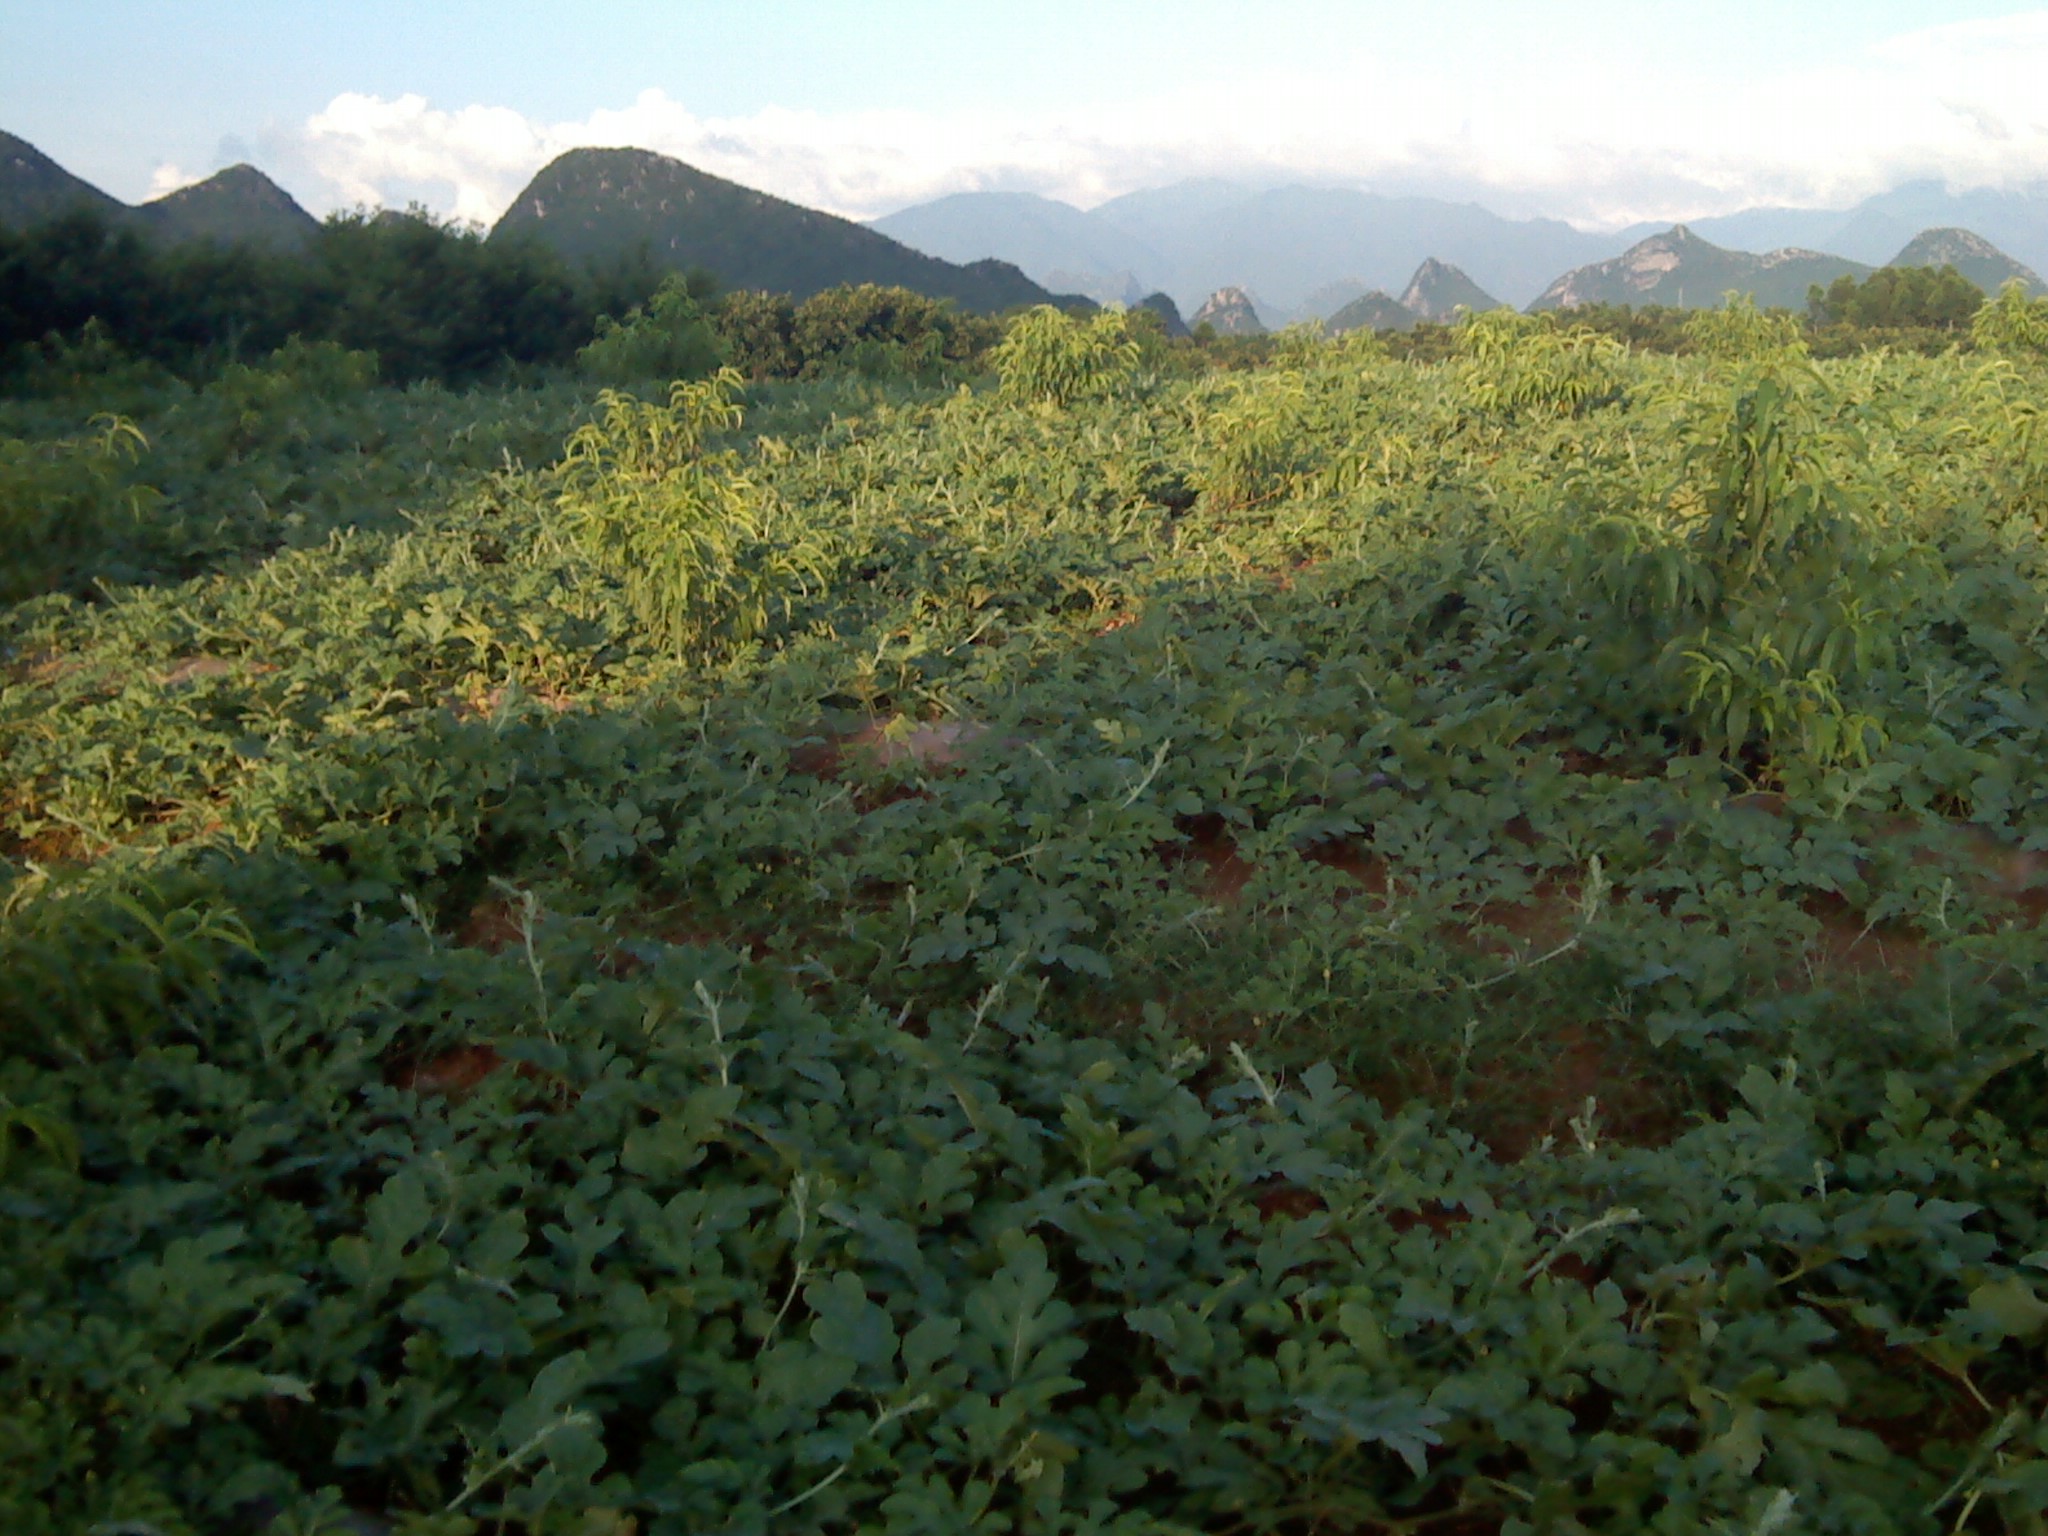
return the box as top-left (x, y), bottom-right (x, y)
top-left (872, 178), bottom-right (2048, 321)
top-left (871, 184), bottom-right (1613, 319)
top-left (5, 125), bottom-right (2046, 329)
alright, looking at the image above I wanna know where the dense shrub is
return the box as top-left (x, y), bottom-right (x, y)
top-left (550, 370), bottom-right (821, 656)
top-left (577, 272), bottom-right (726, 386)
top-left (990, 306), bottom-right (1142, 407)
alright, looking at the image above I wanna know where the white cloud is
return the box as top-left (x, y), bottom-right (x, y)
top-left (284, 14), bottom-right (2048, 231)
top-left (300, 93), bottom-right (547, 225)
top-left (147, 162), bottom-right (200, 199)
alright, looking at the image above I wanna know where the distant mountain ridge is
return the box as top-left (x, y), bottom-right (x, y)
top-left (1529, 222), bottom-right (2044, 313)
top-left (874, 181), bottom-right (1616, 313)
top-left (1, 132), bottom-right (318, 252)
top-left (1530, 226), bottom-right (1872, 312)
top-left (868, 191), bottom-right (1166, 309)
top-left (1616, 180), bottom-right (2048, 282)
top-left (1889, 227), bottom-right (2046, 296)
top-left (9, 124), bottom-right (2048, 323)
top-left (1315, 260), bottom-right (1502, 335)
top-left (0, 130), bottom-right (1075, 315)
top-left (874, 177), bottom-right (2048, 319)
top-left (0, 128), bottom-right (126, 228)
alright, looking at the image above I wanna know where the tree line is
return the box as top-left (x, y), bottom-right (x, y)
top-left (9, 202), bottom-right (2021, 394)
top-left (1375, 265), bottom-right (2016, 362)
top-left (0, 209), bottom-right (1060, 392)
top-left (0, 207), bottom-right (661, 385)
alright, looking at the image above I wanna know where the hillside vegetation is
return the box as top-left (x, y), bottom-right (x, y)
top-left (7, 295), bottom-right (2048, 1533)
top-left (493, 148), bottom-right (1067, 313)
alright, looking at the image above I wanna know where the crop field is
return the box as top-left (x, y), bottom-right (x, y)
top-left (6, 303), bottom-right (2048, 1534)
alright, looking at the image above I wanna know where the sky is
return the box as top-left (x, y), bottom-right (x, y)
top-left (4, 1), bottom-right (2048, 231)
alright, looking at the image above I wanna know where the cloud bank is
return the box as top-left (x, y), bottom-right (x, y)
top-left (276, 13), bottom-right (2048, 230)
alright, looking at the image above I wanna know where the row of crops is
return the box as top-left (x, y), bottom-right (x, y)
top-left (5, 300), bottom-right (2048, 1532)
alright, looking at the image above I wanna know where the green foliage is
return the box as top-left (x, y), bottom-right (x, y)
top-left (706, 285), bottom-right (1000, 385)
top-left (1562, 369), bottom-right (1912, 773)
top-left (0, 339), bottom-right (576, 598)
top-left (1809, 264), bottom-right (1985, 331)
top-left (1186, 373), bottom-right (1326, 509)
top-left (1684, 292), bottom-right (1809, 362)
top-left (9, 325), bottom-right (2048, 1533)
top-left (206, 338), bottom-right (381, 429)
top-left (990, 306), bottom-right (1142, 408)
top-left (305, 209), bottom-right (591, 383)
top-left (550, 370), bottom-right (816, 656)
top-left (712, 289), bottom-right (798, 379)
top-left (575, 271), bottom-right (725, 386)
top-left (1679, 629), bottom-right (1885, 770)
top-left (0, 205), bottom-right (619, 386)
top-left (0, 412), bottom-right (157, 600)
top-left (1455, 308), bottom-right (1624, 416)
top-left (790, 283), bottom-right (994, 384)
top-left (1972, 279), bottom-right (2048, 356)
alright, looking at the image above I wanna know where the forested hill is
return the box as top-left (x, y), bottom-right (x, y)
top-left (2, 130), bottom-right (1075, 315)
top-left (1, 131), bottom-right (320, 251)
top-left (134, 165), bottom-right (319, 250)
top-left (490, 147), bottom-right (1072, 313)
top-left (1889, 227), bottom-right (2047, 296)
top-left (0, 128), bottom-right (126, 228)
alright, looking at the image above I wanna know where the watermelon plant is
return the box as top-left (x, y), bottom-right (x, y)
top-left (6, 309), bottom-right (2048, 1533)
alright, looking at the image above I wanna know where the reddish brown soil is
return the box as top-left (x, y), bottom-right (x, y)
top-left (392, 1043), bottom-right (504, 1096)
top-left (448, 679), bottom-right (580, 722)
top-left (455, 897), bottom-right (531, 954)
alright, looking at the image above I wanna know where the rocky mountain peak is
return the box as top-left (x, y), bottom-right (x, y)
top-left (1191, 286), bottom-right (1267, 335)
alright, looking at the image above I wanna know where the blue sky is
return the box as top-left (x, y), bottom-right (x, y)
top-left (4, 1), bottom-right (2046, 227)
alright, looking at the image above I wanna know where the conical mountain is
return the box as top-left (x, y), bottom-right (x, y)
top-left (1399, 258), bottom-right (1501, 321)
top-left (491, 147), bottom-right (1061, 312)
top-left (1531, 225), bottom-right (1870, 312)
top-left (0, 128), bottom-right (125, 229)
top-left (1190, 286), bottom-right (1266, 335)
top-left (1136, 291), bottom-right (1189, 338)
top-left (1325, 291), bottom-right (1418, 333)
top-left (1887, 228), bottom-right (2045, 296)
top-left (136, 165), bottom-right (318, 250)
top-left (1298, 279), bottom-right (1373, 321)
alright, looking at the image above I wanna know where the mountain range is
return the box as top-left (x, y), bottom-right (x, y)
top-left (1325, 260), bottom-right (1504, 334)
top-left (0, 130), bottom-right (1071, 314)
top-left (1611, 182), bottom-right (2048, 277)
top-left (872, 178), bottom-right (2048, 319)
top-left (872, 183), bottom-right (1613, 318)
top-left (0, 129), bottom-right (315, 249)
top-left (1530, 227), bottom-right (1869, 312)
top-left (6, 126), bottom-right (2046, 329)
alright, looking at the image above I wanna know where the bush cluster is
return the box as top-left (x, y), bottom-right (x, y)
top-left (0, 209), bottom-right (624, 386)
